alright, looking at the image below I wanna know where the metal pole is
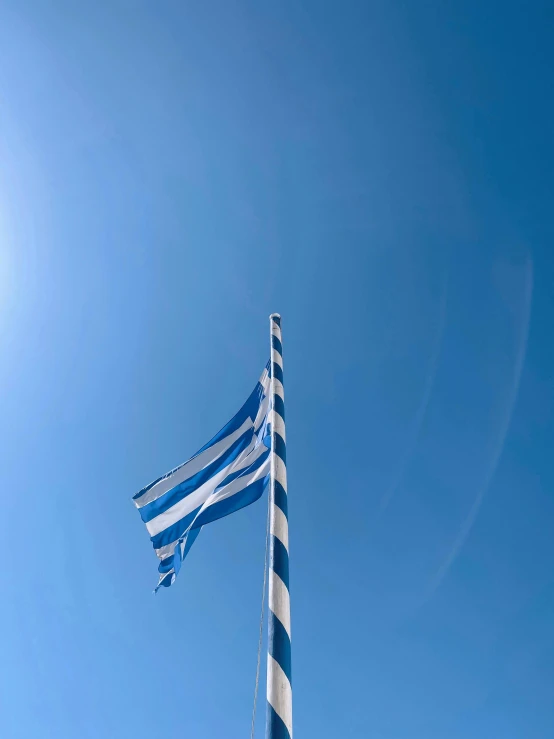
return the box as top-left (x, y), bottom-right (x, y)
top-left (266, 313), bottom-right (292, 739)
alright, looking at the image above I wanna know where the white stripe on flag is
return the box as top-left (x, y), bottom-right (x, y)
top-left (189, 454), bottom-right (270, 524)
top-left (146, 437), bottom-right (257, 537)
top-left (254, 394), bottom-right (270, 430)
top-left (135, 417), bottom-right (253, 509)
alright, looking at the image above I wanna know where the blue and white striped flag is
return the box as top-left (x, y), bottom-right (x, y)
top-left (133, 362), bottom-right (271, 591)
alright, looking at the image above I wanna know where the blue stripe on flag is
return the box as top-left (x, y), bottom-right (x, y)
top-left (158, 555), bottom-right (174, 573)
top-left (191, 476), bottom-right (269, 530)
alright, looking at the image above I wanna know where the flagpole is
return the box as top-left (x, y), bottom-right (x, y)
top-left (266, 313), bottom-right (292, 739)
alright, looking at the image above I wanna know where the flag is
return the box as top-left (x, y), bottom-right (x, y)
top-left (133, 362), bottom-right (271, 590)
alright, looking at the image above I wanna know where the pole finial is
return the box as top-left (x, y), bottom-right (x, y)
top-left (269, 313), bottom-right (281, 327)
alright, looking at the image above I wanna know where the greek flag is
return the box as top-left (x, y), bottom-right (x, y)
top-left (133, 362), bottom-right (271, 590)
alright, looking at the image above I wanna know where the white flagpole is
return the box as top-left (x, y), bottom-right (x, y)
top-left (266, 314), bottom-right (292, 739)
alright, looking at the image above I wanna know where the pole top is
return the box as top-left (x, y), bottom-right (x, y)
top-left (269, 313), bottom-right (281, 327)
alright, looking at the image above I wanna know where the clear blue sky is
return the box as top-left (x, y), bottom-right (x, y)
top-left (0, 1), bottom-right (553, 737)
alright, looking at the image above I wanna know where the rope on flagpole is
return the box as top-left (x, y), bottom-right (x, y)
top-left (250, 480), bottom-right (271, 739)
